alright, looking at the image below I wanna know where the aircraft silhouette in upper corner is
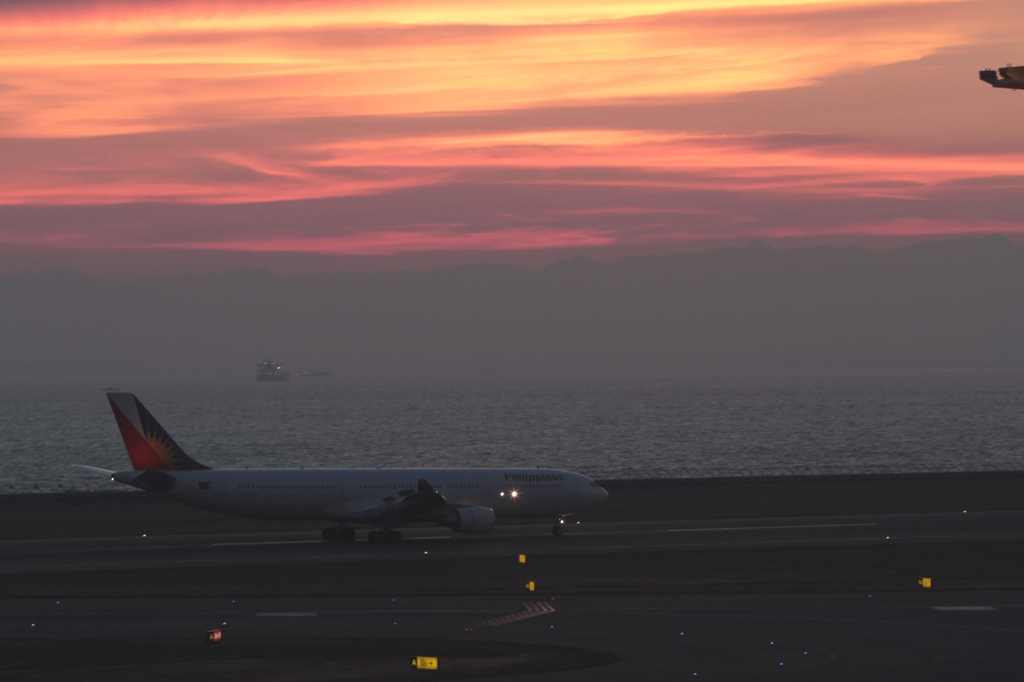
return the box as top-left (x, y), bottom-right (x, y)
top-left (980, 65), bottom-right (1024, 90)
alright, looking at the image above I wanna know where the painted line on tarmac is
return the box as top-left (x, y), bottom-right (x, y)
top-left (11, 530), bottom-right (1024, 574)
top-left (667, 522), bottom-right (878, 532)
top-left (932, 606), bottom-right (996, 611)
top-left (371, 536), bottom-right (452, 541)
top-left (212, 540), bottom-right (322, 546)
top-left (477, 601), bottom-right (555, 627)
top-left (213, 536), bottom-right (453, 546)
top-left (573, 520), bottom-right (876, 536)
top-left (255, 612), bottom-right (318, 617)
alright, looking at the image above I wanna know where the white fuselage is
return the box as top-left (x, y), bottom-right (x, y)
top-left (113, 467), bottom-right (608, 522)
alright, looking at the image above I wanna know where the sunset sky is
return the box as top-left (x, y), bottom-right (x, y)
top-left (2, 0), bottom-right (1023, 276)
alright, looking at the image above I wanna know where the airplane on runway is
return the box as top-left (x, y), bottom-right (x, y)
top-left (76, 393), bottom-right (609, 543)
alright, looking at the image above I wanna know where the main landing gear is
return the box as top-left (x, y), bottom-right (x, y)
top-left (552, 517), bottom-right (565, 536)
top-left (322, 526), bottom-right (356, 543)
top-left (368, 530), bottom-right (403, 544)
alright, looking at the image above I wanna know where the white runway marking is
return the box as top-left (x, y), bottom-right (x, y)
top-left (213, 536), bottom-right (453, 547)
top-left (400, 536), bottom-right (452, 541)
top-left (255, 612), bottom-right (318, 617)
top-left (477, 601), bottom-right (555, 627)
top-left (667, 522), bottom-right (878, 533)
top-left (932, 606), bottom-right (996, 611)
top-left (211, 540), bottom-right (322, 547)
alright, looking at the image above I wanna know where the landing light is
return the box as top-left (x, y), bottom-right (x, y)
top-left (511, 491), bottom-right (518, 498)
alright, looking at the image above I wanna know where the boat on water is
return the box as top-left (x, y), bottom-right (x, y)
top-left (256, 360), bottom-right (290, 382)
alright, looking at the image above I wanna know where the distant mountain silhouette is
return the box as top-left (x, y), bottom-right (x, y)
top-left (2, 235), bottom-right (1024, 374)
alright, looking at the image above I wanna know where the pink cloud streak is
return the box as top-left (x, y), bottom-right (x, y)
top-left (1, 0), bottom-right (1023, 265)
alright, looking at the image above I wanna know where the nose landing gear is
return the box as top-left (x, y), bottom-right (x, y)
top-left (552, 517), bottom-right (565, 536)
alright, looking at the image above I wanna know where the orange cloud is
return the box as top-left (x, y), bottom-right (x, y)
top-left (1, 0), bottom-right (1023, 262)
top-left (0, 0), bottom-right (995, 138)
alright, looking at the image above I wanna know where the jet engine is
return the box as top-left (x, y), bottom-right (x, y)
top-left (439, 506), bottom-right (496, 534)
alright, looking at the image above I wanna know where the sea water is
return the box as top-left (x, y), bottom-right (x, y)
top-left (2, 371), bottom-right (1024, 494)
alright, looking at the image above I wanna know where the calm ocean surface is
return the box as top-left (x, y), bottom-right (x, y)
top-left (3, 371), bottom-right (1024, 494)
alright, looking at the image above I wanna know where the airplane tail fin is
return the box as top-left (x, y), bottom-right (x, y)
top-left (106, 393), bottom-right (210, 471)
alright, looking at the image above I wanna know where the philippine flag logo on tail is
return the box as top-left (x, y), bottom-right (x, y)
top-left (107, 393), bottom-right (209, 471)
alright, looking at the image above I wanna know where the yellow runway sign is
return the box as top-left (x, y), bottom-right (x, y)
top-left (411, 656), bottom-right (438, 670)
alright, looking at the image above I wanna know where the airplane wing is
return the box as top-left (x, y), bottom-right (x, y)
top-left (323, 478), bottom-right (451, 525)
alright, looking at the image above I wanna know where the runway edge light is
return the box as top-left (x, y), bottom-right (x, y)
top-left (411, 656), bottom-right (439, 670)
top-left (918, 577), bottom-right (932, 588)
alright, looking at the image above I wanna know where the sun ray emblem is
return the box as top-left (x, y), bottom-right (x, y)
top-left (145, 431), bottom-right (183, 469)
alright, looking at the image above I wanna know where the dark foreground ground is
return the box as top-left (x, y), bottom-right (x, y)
top-left (3, 472), bottom-right (1024, 680)
top-left (0, 635), bottom-right (614, 681)
top-left (4, 592), bottom-right (1024, 681)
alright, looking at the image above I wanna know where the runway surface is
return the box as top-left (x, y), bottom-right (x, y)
top-left (4, 510), bottom-right (1024, 574)
top-left (4, 591), bottom-right (1024, 680)
top-left (5, 511), bottom-right (1024, 679)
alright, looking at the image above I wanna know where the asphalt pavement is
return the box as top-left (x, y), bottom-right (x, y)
top-left (4, 591), bottom-right (1024, 680)
top-left (3, 510), bottom-right (1024, 574)
top-left (5, 510), bottom-right (1024, 679)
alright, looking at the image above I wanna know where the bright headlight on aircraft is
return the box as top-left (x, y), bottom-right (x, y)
top-left (511, 490), bottom-right (518, 498)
